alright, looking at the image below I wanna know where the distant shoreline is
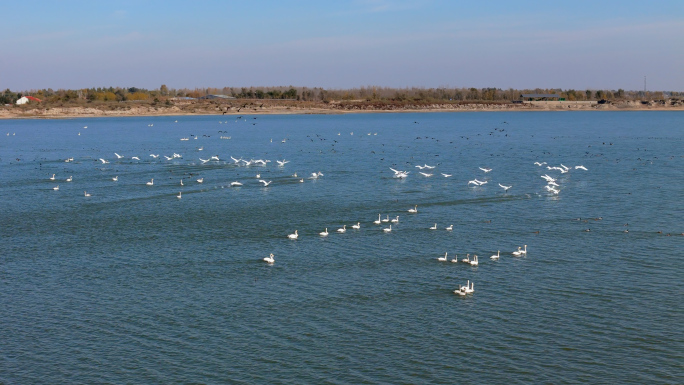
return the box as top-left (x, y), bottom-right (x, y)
top-left (2, 100), bottom-right (683, 119)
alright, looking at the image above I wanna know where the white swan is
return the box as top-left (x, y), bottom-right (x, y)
top-left (441, 173), bottom-right (452, 177)
top-left (446, 225), bottom-right (453, 231)
top-left (512, 247), bottom-right (522, 256)
top-left (288, 230), bottom-right (298, 239)
top-left (146, 179), bottom-right (154, 186)
top-left (374, 214), bottom-right (381, 225)
top-left (259, 180), bottom-right (272, 186)
top-left (455, 280), bottom-right (474, 295)
top-left (419, 172), bottom-right (433, 177)
top-left (352, 222), bottom-right (361, 229)
top-left (197, 178), bottom-right (204, 184)
top-left (180, 179), bottom-right (183, 186)
top-left (520, 245), bottom-right (527, 255)
top-left (461, 254), bottom-right (470, 263)
top-left (66, 176), bottom-right (73, 182)
top-left (391, 216), bottom-right (399, 223)
top-left (408, 205), bottom-right (418, 213)
top-left (490, 250), bottom-right (500, 260)
top-left (99, 158), bottom-right (109, 164)
top-left (320, 228), bottom-right (329, 236)
top-left (49, 174), bottom-right (56, 180)
top-left (114, 153), bottom-right (123, 159)
top-left (382, 215), bottom-right (390, 223)
top-left (429, 223), bottom-right (437, 230)
top-left (469, 255), bottom-right (479, 266)
top-left (263, 253), bottom-right (275, 264)
top-left (176, 191), bottom-right (182, 199)
top-left (498, 183), bottom-right (512, 192)
top-left (53, 185), bottom-right (59, 191)
top-left (277, 160), bottom-right (289, 166)
top-left (451, 255), bottom-right (459, 263)
top-left (337, 225), bottom-right (347, 233)
top-left (575, 165), bottom-right (588, 170)
top-left (131, 156), bottom-right (140, 160)
top-left (383, 225), bottom-right (392, 232)
top-left (150, 154), bottom-right (159, 158)
top-left (438, 252), bottom-right (448, 262)
top-left (112, 176), bottom-right (118, 182)
top-left (230, 181), bottom-right (243, 187)
top-left (479, 167), bottom-right (492, 173)
top-left (84, 191), bottom-right (91, 197)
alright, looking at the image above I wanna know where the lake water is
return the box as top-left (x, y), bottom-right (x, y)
top-left (0, 112), bottom-right (682, 384)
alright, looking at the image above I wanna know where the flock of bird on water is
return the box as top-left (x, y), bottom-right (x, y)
top-left (35, 119), bottom-right (601, 296)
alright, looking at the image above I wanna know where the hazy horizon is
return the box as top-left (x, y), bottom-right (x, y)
top-left (2, 1), bottom-right (682, 91)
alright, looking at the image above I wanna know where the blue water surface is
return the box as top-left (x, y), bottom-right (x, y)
top-left (0, 112), bottom-right (682, 384)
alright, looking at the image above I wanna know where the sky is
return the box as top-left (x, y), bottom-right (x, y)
top-left (2, 0), bottom-right (682, 91)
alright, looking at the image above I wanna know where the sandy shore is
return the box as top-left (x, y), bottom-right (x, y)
top-left (2, 100), bottom-right (682, 119)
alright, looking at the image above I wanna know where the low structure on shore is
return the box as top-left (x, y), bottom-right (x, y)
top-left (520, 93), bottom-right (562, 101)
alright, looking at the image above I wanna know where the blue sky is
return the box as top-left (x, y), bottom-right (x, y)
top-left (2, 0), bottom-right (682, 91)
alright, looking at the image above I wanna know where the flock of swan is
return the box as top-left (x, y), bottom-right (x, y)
top-left (36, 119), bottom-right (597, 298)
top-left (45, 148), bottom-right (326, 199)
top-left (267, 156), bottom-right (590, 296)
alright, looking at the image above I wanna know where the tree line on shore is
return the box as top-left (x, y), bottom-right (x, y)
top-left (2, 85), bottom-right (680, 105)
